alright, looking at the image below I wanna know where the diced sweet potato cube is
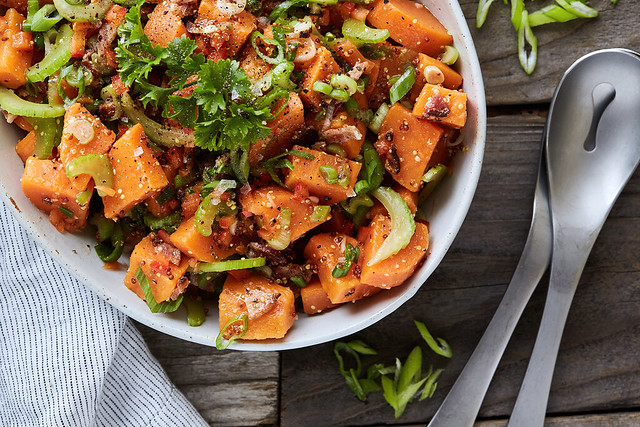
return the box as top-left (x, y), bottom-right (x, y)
top-left (414, 53), bottom-right (462, 91)
top-left (284, 146), bottom-right (361, 204)
top-left (307, 94), bottom-right (368, 159)
top-left (304, 233), bottom-right (380, 304)
top-left (58, 103), bottom-right (116, 191)
top-left (413, 83), bottom-right (467, 129)
top-left (124, 234), bottom-right (190, 302)
top-left (300, 46), bottom-right (341, 111)
top-left (170, 216), bottom-right (238, 262)
top-left (375, 103), bottom-right (444, 192)
top-left (15, 130), bottom-right (35, 163)
top-left (103, 124), bottom-right (169, 219)
top-left (239, 45), bottom-right (271, 82)
top-left (239, 185), bottom-right (329, 244)
top-left (218, 274), bottom-right (297, 340)
top-left (195, 0), bottom-right (256, 57)
top-left (20, 158), bottom-right (92, 232)
top-left (360, 215), bottom-right (429, 288)
top-left (333, 39), bottom-right (380, 97)
top-left (300, 277), bottom-right (339, 315)
top-left (144, 0), bottom-right (188, 47)
top-left (0, 9), bottom-right (33, 89)
top-left (367, 0), bottom-right (452, 56)
top-left (249, 92), bottom-right (305, 165)
top-left (369, 44), bottom-right (418, 108)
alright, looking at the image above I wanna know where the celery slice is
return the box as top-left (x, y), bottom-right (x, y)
top-left (368, 187), bottom-right (415, 266)
top-left (198, 257), bottom-right (267, 273)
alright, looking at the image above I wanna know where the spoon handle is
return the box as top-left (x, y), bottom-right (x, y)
top-left (508, 233), bottom-right (598, 427)
top-left (428, 163), bottom-right (552, 427)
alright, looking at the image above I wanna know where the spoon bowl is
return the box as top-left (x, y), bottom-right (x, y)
top-left (509, 48), bottom-right (640, 427)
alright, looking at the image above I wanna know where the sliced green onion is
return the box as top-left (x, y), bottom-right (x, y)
top-left (251, 32), bottom-right (286, 65)
top-left (230, 145), bottom-right (250, 184)
top-left (329, 88), bottom-right (350, 103)
top-left (30, 4), bottom-right (63, 32)
top-left (369, 102), bottom-right (389, 134)
top-left (313, 81), bottom-right (333, 95)
top-left (267, 208), bottom-right (292, 250)
top-left (27, 116), bottom-right (62, 159)
top-left (419, 368), bottom-right (443, 400)
top-left (389, 66), bottom-right (416, 105)
top-left (95, 222), bottom-right (124, 262)
top-left (476, 0), bottom-right (496, 28)
top-left (59, 206), bottom-right (74, 218)
top-left (143, 211), bottom-right (182, 233)
top-left (337, 165), bottom-right (350, 187)
top-left (185, 296), bottom-right (206, 327)
top-left (330, 74), bottom-right (358, 96)
top-left (76, 188), bottom-right (92, 206)
top-left (355, 142), bottom-right (385, 194)
top-left (556, 0), bottom-right (598, 18)
top-left (174, 172), bottom-right (195, 189)
top-left (271, 62), bottom-right (296, 90)
top-left (511, 0), bottom-right (524, 31)
top-left (440, 46), bottom-right (459, 65)
top-left (326, 143), bottom-right (347, 157)
top-left (120, 92), bottom-right (193, 147)
top-left (528, 5), bottom-right (576, 27)
top-left (57, 63), bottom-right (86, 106)
top-left (310, 205), bottom-right (331, 222)
top-left (135, 267), bottom-right (184, 313)
top-left (0, 87), bottom-right (65, 118)
top-left (216, 314), bottom-right (248, 350)
top-left (22, 0), bottom-right (40, 31)
top-left (52, 0), bottom-right (112, 22)
top-left (341, 194), bottom-right (373, 215)
top-left (332, 243), bottom-right (360, 278)
top-left (195, 179), bottom-right (237, 236)
top-left (89, 214), bottom-right (115, 242)
top-left (367, 187), bottom-right (415, 266)
top-left (419, 164), bottom-right (448, 203)
top-left (414, 319), bottom-right (453, 358)
top-left (155, 185), bottom-right (175, 205)
top-left (199, 257), bottom-right (267, 273)
top-left (342, 18), bottom-right (389, 45)
top-left (66, 154), bottom-right (114, 197)
top-left (290, 276), bottom-right (307, 287)
top-left (517, 10), bottom-right (538, 75)
top-left (320, 165), bottom-right (339, 184)
top-left (26, 24), bottom-right (72, 82)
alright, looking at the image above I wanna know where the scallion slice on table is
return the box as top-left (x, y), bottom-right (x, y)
top-left (414, 320), bottom-right (453, 358)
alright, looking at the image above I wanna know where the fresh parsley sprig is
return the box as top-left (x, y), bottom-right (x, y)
top-left (115, 0), bottom-right (272, 152)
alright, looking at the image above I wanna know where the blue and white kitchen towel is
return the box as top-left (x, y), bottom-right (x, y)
top-left (0, 200), bottom-right (208, 427)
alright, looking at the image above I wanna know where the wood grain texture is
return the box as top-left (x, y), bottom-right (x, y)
top-left (279, 112), bottom-right (640, 425)
top-left (136, 323), bottom-right (279, 426)
top-left (457, 0), bottom-right (640, 106)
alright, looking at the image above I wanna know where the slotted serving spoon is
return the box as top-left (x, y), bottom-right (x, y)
top-left (508, 48), bottom-right (640, 427)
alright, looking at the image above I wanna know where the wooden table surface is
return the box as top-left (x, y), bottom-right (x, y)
top-left (137, 0), bottom-right (640, 425)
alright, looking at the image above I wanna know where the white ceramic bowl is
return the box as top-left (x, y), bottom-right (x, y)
top-left (0, 0), bottom-right (485, 351)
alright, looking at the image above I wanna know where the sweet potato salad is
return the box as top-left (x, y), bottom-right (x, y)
top-left (0, 0), bottom-right (467, 345)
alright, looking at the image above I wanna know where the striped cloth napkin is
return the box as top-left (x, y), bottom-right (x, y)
top-left (0, 200), bottom-right (208, 427)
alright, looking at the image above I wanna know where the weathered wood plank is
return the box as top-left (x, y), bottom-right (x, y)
top-left (136, 323), bottom-right (279, 426)
top-left (457, 0), bottom-right (640, 106)
top-left (280, 112), bottom-right (640, 425)
top-left (477, 411), bottom-right (640, 426)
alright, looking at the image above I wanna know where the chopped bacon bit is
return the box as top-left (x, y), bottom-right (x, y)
top-left (244, 286), bottom-right (280, 319)
top-left (111, 75), bottom-right (127, 95)
top-left (218, 215), bottom-right (236, 229)
top-left (423, 94), bottom-right (450, 118)
top-left (292, 182), bottom-right (309, 202)
top-left (342, 1), bottom-right (356, 12)
top-left (216, 228), bottom-right (233, 246)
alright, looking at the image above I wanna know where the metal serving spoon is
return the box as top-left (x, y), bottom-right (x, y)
top-left (508, 48), bottom-right (640, 427)
top-left (427, 121), bottom-right (552, 427)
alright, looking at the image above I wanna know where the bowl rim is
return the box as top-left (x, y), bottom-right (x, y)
top-left (0, 0), bottom-right (486, 351)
